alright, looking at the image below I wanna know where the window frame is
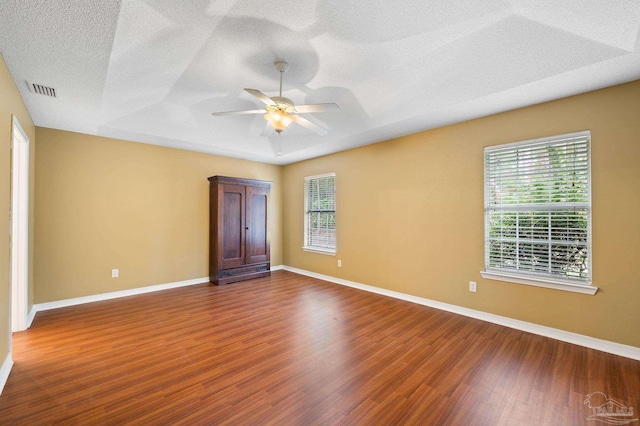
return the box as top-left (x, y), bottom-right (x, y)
top-left (303, 173), bottom-right (337, 255)
top-left (481, 131), bottom-right (597, 295)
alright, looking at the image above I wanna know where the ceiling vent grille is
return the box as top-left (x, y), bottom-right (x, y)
top-left (28, 82), bottom-right (57, 98)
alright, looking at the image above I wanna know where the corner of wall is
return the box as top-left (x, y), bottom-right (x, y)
top-left (0, 353), bottom-right (13, 395)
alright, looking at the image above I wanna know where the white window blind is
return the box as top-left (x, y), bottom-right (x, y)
top-left (304, 173), bottom-right (336, 252)
top-left (484, 131), bottom-right (591, 285)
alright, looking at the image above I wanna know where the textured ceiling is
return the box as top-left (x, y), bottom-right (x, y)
top-left (1, 0), bottom-right (639, 165)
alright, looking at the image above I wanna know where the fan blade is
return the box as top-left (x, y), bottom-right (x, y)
top-left (244, 88), bottom-right (276, 106)
top-left (294, 103), bottom-right (340, 113)
top-left (211, 109), bottom-right (266, 116)
top-left (295, 115), bottom-right (328, 136)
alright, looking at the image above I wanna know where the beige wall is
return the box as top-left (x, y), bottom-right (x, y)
top-left (34, 128), bottom-right (282, 303)
top-left (283, 80), bottom-right (640, 348)
top-left (0, 54), bottom-right (36, 363)
top-left (6, 54), bottom-right (639, 359)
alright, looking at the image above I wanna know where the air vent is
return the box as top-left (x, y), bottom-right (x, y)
top-left (28, 82), bottom-right (57, 98)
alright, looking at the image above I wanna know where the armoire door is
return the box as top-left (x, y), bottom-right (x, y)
top-left (219, 184), bottom-right (245, 268)
top-left (245, 185), bottom-right (269, 265)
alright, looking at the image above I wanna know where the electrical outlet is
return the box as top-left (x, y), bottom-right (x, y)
top-left (112, 269), bottom-right (119, 278)
top-left (338, 260), bottom-right (342, 267)
top-left (469, 281), bottom-right (477, 292)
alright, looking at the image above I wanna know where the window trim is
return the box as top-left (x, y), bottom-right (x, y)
top-left (302, 246), bottom-right (337, 256)
top-left (482, 131), bottom-right (597, 295)
top-left (303, 172), bottom-right (336, 254)
top-left (481, 271), bottom-right (597, 295)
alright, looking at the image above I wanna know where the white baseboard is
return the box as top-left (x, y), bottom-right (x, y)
top-left (26, 306), bottom-right (37, 329)
top-left (32, 277), bottom-right (209, 314)
top-left (0, 353), bottom-right (13, 396)
top-left (282, 266), bottom-right (640, 361)
top-left (29, 269), bottom-right (284, 321)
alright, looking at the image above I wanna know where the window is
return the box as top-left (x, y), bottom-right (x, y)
top-left (304, 173), bottom-right (336, 254)
top-left (482, 131), bottom-right (595, 294)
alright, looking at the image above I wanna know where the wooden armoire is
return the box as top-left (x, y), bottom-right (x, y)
top-left (208, 176), bottom-right (271, 285)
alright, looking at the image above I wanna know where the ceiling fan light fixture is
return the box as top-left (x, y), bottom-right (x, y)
top-left (212, 60), bottom-right (338, 136)
top-left (265, 107), bottom-right (295, 133)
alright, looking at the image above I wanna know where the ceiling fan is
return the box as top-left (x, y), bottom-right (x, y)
top-left (212, 61), bottom-right (340, 136)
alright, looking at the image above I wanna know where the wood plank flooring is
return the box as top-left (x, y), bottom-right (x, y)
top-left (1, 271), bottom-right (638, 425)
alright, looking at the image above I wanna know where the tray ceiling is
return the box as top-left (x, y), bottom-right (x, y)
top-left (1, 0), bottom-right (639, 164)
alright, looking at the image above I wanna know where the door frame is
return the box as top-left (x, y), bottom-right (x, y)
top-left (10, 115), bottom-right (29, 333)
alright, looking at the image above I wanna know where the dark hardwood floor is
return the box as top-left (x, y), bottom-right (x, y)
top-left (1, 271), bottom-right (638, 425)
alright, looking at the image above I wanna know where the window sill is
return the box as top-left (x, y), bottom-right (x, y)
top-left (481, 271), bottom-right (598, 295)
top-left (303, 247), bottom-right (336, 256)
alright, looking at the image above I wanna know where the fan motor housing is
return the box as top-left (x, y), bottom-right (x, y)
top-left (271, 96), bottom-right (295, 112)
